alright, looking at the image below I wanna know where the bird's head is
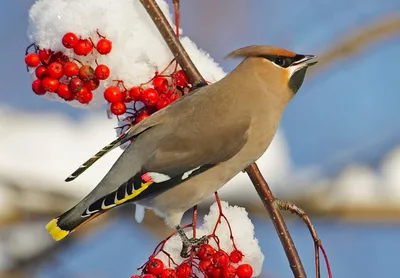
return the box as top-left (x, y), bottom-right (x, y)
top-left (226, 45), bottom-right (318, 96)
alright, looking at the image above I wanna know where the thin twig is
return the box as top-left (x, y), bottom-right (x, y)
top-left (139, 1), bottom-right (307, 277)
top-left (192, 205), bottom-right (198, 238)
top-left (173, 0), bottom-right (180, 38)
top-left (275, 199), bottom-right (333, 278)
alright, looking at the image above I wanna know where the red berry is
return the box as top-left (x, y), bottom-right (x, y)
top-left (35, 65), bottom-right (47, 79)
top-left (25, 53), bottom-right (40, 67)
top-left (152, 76), bottom-right (169, 93)
top-left (129, 86), bottom-right (143, 101)
top-left (95, 64), bottom-right (110, 80)
top-left (96, 38), bottom-right (112, 55)
top-left (236, 264), bottom-right (253, 278)
top-left (57, 83), bottom-right (73, 100)
top-left (169, 93), bottom-right (180, 103)
top-left (199, 260), bottom-right (212, 272)
top-left (41, 77), bottom-right (59, 92)
top-left (161, 268), bottom-right (177, 278)
top-left (141, 88), bottom-right (159, 106)
top-left (110, 101), bottom-right (126, 115)
top-left (62, 32), bottom-right (79, 48)
top-left (222, 265), bottom-right (236, 278)
top-left (32, 79), bottom-right (46, 95)
top-left (147, 258), bottom-right (164, 276)
top-left (85, 79), bottom-right (100, 91)
top-left (75, 87), bottom-right (93, 104)
top-left (164, 89), bottom-right (173, 96)
top-left (38, 49), bottom-right (53, 64)
top-left (156, 94), bottom-right (170, 110)
top-left (176, 263), bottom-right (192, 278)
top-left (143, 275), bottom-right (157, 278)
top-left (49, 51), bottom-right (70, 65)
top-left (47, 62), bottom-right (64, 79)
top-left (173, 70), bottom-right (189, 87)
top-left (121, 90), bottom-right (133, 103)
top-left (104, 86), bottom-right (122, 103)
top-left (69, 77), bottom-right (84, 93)
top-left (212, 250), bottom-right (230, 269)
top-left (130, 275), bottom-right (141, 278)
top-left (74, 39), bottom-right (93, 56)
top-left (210, 266), bottom-right (222, 278)
top-left (63, 61), bottom-right (80, 77)
top-left (135, 110), bottom-right (149, 124)
top-left (79, 65), bottom-right (95, 82)
top-left (229, 250), bottom-right (243, 263)
top-left (198, 244), bottom-right (215, 261)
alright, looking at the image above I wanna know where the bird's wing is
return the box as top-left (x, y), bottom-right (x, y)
top-left (81, 118), bottom-right (250, 218)
top-left (65, 110), bottom-right (165, 182)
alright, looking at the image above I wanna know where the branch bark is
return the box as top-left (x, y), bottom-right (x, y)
top-left (139, 0), bottom-right (307, 277)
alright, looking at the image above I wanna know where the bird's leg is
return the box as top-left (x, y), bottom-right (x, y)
top-left (175, 225), bottom-right (208, 258)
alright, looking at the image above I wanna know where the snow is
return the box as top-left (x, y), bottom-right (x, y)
top-left (381, 146), bottom-right (400, 202)
top-left (156, 201), bottom-right (264, 276)
top-left (0, 105), bottom-right (123, 198)
top-left (319, 145), bottom-right (400, 208)
top-left (27, 0), bottom-right (225, 109)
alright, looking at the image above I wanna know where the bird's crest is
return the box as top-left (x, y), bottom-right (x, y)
top-left (225, 45), bottom-right (297, 59)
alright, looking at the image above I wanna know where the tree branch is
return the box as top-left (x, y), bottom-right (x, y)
top-left (139, 0), bottom-right (307, 277)
top-left (245, 164), bottom-right (306, 277)
top-left (139, 0), bottom-right (206, 88)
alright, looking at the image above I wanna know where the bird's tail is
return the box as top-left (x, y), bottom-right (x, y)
top-left (46, 204), bottom-right (105, 241)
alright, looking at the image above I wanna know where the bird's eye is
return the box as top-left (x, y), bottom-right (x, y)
top-left (274, 57), bottom-right (286, 67)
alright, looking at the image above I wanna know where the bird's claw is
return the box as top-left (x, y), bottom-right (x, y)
top-left (180, 235), bottom-right (209, 258)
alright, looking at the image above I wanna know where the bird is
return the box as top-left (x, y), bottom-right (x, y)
top-left (46, 45), bottom-right (318, 252)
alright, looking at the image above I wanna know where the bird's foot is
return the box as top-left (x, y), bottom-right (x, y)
top-left (175, 225), bottom-right (208, 258)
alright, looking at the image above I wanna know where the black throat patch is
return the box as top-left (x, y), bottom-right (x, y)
top-left (288, 67), bottom-right (308, 94)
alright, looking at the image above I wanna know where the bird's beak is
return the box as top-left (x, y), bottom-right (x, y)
top-left (293, 55), bottom-right (318, 67)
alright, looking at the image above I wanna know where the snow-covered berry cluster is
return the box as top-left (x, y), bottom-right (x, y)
top-left (132, 201), bottom-right (263, 278)
top-left (25, 31), bottom-right (112, 104)
top-left (25, 30), bottom-right (192, 118)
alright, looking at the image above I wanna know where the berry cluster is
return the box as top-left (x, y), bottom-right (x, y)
top-left (106, 69), bottom-right (190, 118)
top-left (133, 244), bottom-right (252, 278)
top-left (25, 31), bottom-right (112, 104)
top-left (26, 31), bottom-right (191, 118)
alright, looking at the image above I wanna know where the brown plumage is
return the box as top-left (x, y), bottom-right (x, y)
top-left (46, 45), bottom-right (318, 241)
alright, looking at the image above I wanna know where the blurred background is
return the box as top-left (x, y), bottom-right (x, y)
top-left (1, 0), bottom-right (400, 277)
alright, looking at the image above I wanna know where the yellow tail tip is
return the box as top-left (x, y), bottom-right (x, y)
top-left (46, 218), bottom-right (70, 241)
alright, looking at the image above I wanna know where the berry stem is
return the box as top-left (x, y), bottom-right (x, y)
top-left (96, 29), bottom-right (106, 39)
top-left (73, 58), bottom-right (84, 66)
top-left (173, 0), bottom-right (180, 38)
top-left (25, 43), bottom-right (38, 55)
top-left (88, 37), bottom-right (96, 47)
top-left (159, 58), bottom-right (176, 75)
top-left (211, 192), bottom-right (238, 250)
top-left (192, 205), bottom-right (198, 239)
